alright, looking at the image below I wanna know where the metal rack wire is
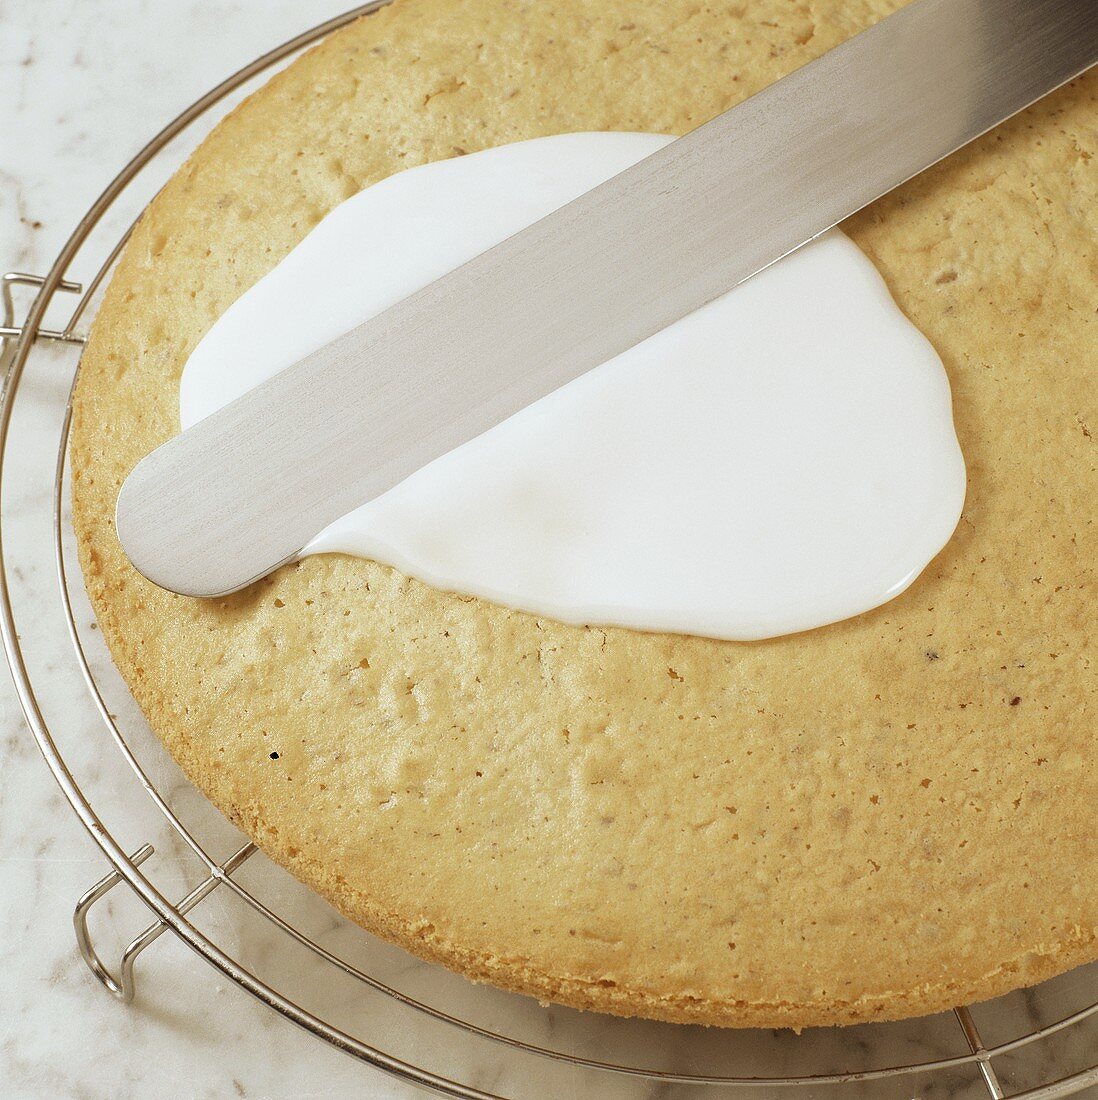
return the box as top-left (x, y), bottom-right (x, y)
top-left (1, 5), bottom-right (1095, 1097)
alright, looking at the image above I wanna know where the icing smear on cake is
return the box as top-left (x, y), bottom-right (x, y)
top-left (180, 132), bottom-right (966, 641)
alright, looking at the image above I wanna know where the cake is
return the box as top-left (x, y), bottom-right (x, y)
top-left (70, 0), bottom-right (1097, 1028)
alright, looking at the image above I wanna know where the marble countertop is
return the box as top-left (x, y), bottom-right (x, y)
top-left (0, 4), bottom-right (1094, 1099)
top-left (1, 5), bottom-right (417, 1096)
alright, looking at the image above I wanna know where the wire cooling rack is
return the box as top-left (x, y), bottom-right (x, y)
top-left (2, 5), bottom-right (1096, 1097)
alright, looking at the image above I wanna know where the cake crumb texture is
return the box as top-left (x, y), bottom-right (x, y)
top-left (70, 0), bottom-right (1096, 1028)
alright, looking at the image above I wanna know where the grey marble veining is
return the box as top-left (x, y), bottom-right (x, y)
top-left (0, 4), bottom-right (1094, 1100)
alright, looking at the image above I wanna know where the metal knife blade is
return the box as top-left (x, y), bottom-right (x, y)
top-left (116, 0), bottom-right (1098, 597)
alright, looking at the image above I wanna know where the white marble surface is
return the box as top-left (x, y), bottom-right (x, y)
top-left (1, 4), bottom-right (1095, 1100)
top-left (1, 5), bottom-right (418, 1096)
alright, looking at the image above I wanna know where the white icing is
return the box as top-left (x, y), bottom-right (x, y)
top-left (181, 132), bottom-right (965, 641)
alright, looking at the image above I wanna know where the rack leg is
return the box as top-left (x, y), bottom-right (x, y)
top-left (73, 842), bottom-right (257, 1003)
top-left (0, 271), bottom-right (85, 374)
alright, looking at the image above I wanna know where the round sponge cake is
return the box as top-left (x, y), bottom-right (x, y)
top-left (70, 0), bottom-right (1096, 1028)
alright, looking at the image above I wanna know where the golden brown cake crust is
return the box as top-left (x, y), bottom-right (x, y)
top-left (70, 0), bottom-right (1096, 1028)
